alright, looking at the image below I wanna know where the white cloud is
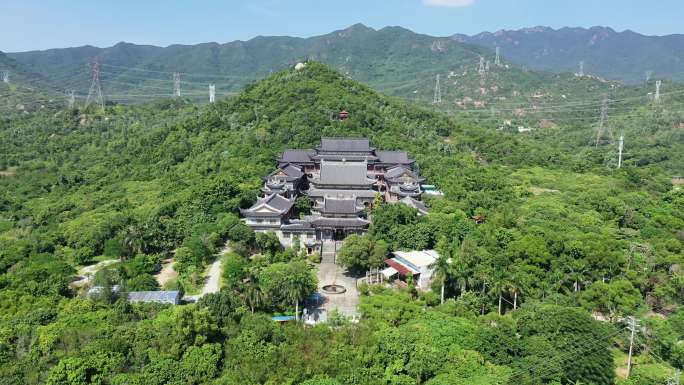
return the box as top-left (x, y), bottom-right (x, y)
top-left (423, 0), bottom-right (474, 7)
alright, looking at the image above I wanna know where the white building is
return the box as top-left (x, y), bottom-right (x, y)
top-left (383, 249), bottom-right (439, 290)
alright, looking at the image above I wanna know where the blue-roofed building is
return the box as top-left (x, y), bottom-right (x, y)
top-left (128, 291), bottom-right (181, 305)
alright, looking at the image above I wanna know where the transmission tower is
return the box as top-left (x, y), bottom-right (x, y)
top-left (209, 83), bottom-right (216, 103)
top-left (66, 90), bottom-right (75, 109)
top-left (595, 95), bottom-right (613, 147)
top-left (618, 133), bottom-right (624, 168)
top-left (579, 61), bottom-right (584, 77)
top-left (655, 80), bottom-right (662, 103)
top-left (485, 60), bottom-right (490, 72)
top-left (172, 72), bottom-right (181, 98)
top-left (645, 70), bottom-right (652, 83)
top-left (478, 56), bottom-right (487, 86)
top-left (433, 74), bottom-right (441, 104)
top-left (84, 59), bottom-right (104, 112)
top-left (626, 317), bottom-right (640, 378)
top-left (495, 46), bottom-right (501, 66)
top-left (1, 70), bottom-right (8, 84)
top-left (478, 56), bottom-right (486, 75)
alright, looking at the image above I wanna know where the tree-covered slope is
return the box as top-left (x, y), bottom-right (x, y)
top-left (0, 63), bottom-right (682, 384)
top-left (453, 26), bottom-right (684, 84)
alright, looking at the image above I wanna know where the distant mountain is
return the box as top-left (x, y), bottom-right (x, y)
top-left (0, 51), bottom-right (64, 112)
top-left (6, 24), bottom-right (620, 109)
top-left (452, 26), bottom-right (684, 84)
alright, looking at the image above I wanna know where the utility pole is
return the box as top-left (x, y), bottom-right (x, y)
top-left (495, 46), bottom-right (501, 67)
top-left (433, 74), bottom-right (441, 104)
top-left (627, 316), bottom-right (639, 379)
top-left (84, 58), bottom-right (104, 112)
top-left (1, 70), bottom-right (8, 84)
top-left (655, 80), bottom-right (661, 103)
top-left (618, 134), bottom-right (624, 168)
top-left (173, 72), bottom-right (181, 98)
top-left (595, 95), bottom-right (613, 147)
top-left (209, 83), bottom-right (215, 103)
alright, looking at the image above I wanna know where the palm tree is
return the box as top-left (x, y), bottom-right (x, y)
top-left (433, 238), bottom-right (454, 304)
top-left (283, 264), bottom-right (317, 321)
top-left (430, 252), bottom-right (452, 305)
top-left (123, 225), bottom-right (145, 259)
top-left (243, 283), bottom-right (265, 313)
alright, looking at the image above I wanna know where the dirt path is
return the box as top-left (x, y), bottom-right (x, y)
top-left (71, 259), bottom-right (119, 288)
top-left (155, 259), bottom-right (178, 288)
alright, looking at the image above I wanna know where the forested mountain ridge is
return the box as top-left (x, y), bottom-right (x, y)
top-left (6, 24), bottom-right (630, 110)
top-left (453, 26), bottom-right (684, 84)
top-left (0, 63), bottom-right (682, 384)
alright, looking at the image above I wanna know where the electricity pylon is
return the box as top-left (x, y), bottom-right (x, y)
top-left (84, 59), bottom-right (104, 112)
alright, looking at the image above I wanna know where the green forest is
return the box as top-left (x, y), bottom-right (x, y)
top-left (0, 62), bottom-right (682, 384)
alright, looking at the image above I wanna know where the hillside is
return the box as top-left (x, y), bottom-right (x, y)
top-left (453, 26), bottom-right (684, 84)
top-left (6, 24), bottom-right (630, 112)
top-left (0, 63), bottom-right (682, 384)
top-left (0, 51), bottom-right (65, 112)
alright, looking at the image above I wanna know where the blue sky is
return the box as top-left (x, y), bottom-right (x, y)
top-left (3, 0), bottom-right (683, 52)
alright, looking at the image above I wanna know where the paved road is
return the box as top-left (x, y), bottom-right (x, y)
top-left (305, 241), bottom-right (360, 324)
top-left (184, 242), bottom-right (229, 301)
top-left (200, 258), bottom-right (223, 296)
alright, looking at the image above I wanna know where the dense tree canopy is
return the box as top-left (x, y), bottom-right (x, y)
top-left (0, 62), bottom-right (681, 383)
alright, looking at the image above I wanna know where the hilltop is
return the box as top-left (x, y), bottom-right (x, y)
top-left (453, 26), bottom-right (684, 84)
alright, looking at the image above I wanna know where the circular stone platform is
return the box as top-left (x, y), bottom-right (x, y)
top-left (321, 284), bottom-right (347, 295)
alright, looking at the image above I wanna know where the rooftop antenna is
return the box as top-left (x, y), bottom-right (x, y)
top-left (655, 80), bottom-right (661, 103)
top-left (579, 61), bottom-right (584, 77)
top-left (209, 83), bottom-right (215, 103)
top-left (173, 72), bottom-right (181, 98)
top-left (84, 58), bottom-right (104, 112)
top-left (495, 46), bottom-right (501, 67)
top-left (433, 74), bottom-right (441, 104)
top-left (595, 94), bottom-right (613, 147)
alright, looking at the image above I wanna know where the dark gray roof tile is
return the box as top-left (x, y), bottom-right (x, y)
top-left (318, 138), bottom-right (372, 152)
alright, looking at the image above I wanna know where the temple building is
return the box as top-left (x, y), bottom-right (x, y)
top-left (241, 137), bottom-right (430, 254)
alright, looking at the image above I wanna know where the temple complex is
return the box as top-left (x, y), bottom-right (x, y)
top-left (241, 137), bottom-right (428, 254)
